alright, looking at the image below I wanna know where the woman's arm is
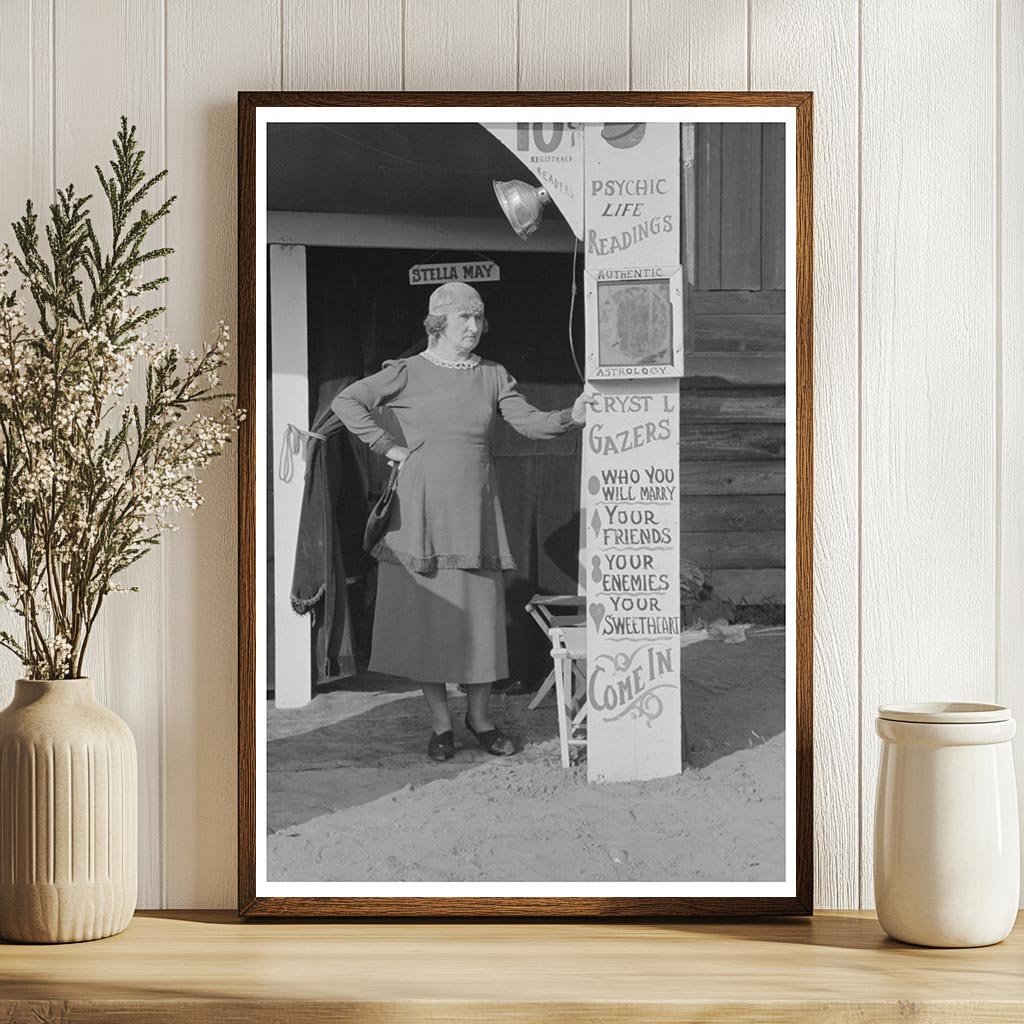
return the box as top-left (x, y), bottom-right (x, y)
top-left (496, 365), bottom-right (593, 440)
top-left (331, 360), bottom-right (407, 455)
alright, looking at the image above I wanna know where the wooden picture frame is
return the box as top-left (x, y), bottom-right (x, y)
top-left (238, 91), bottom-right (813, 917)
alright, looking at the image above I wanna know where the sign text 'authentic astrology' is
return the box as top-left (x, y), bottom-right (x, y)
top-left (585, 266), bottom-right (683, 379)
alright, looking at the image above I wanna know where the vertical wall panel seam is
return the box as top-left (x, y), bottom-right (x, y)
top-left (855, 0), bottom-right (864, 910)
top-left (49, 0), bottom-right (55, 198)
top-left (400, 0), bottom-right (406, 90)
top-left (279, 0), bottom-right (284, 91)
top-left (745, 0), bottom-right (752, 90)
top-left (995, 0), bottom-right (1003, 706)
top-left (29, 0), bottom-right (34, 188)
top-left (627, 0), bottom-right (633, 90)
top-left (515, 0), bottom-right (521, 90)
top-left (159, 0), bottom-right (169, 909)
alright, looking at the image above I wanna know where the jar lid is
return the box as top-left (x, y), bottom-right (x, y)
top-left (877, 702), bottom-right (1011, 724)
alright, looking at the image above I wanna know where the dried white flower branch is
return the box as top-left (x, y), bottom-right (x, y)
top-left (0, 117), bottom-right (243, 679)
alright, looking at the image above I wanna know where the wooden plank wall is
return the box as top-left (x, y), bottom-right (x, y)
top-left (686, 122), bottom-right (786, 609)
top-left (0, 0), bottom-right (1016, 911)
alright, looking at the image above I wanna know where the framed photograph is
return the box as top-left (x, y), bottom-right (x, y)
top-left (238, 91), bottom-right (813, 916)
top-left (585, 266), bottom-right (684, 379)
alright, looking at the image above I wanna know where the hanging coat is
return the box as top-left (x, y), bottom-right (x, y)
top-left (284, 388), bottom-right (367, 683)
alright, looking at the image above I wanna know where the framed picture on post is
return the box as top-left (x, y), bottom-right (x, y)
top-left (237, 91), bottom-right (813, 916)
top-left (585, 266), bottom-right (685, 380)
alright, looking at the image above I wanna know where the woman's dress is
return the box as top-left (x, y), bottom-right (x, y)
top-left (332, 352), bottom-right (577, 684)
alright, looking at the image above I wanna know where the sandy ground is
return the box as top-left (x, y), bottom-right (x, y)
top-left (267, 630), bottom-right (786, 883)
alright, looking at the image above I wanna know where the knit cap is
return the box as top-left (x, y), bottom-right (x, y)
top-left (427, 281), bottom-right (485, 316)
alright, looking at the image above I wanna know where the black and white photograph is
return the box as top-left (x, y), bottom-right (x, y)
top-left (246, 100), bottom-right (806, 909)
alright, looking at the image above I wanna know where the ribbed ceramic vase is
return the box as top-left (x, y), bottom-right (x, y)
top-left (0, 678), bottom-right (137, 942)
top-left (874, 702), bottom-right (1019, 948)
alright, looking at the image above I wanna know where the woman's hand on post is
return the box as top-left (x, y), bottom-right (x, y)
top-left (385, 445), bottom-right (411, 468)
top-left (571, 388), bottom-right (598, 426)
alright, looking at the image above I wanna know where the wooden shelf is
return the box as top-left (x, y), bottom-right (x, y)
top-left (2, 910), bottom-right (1023, 1022)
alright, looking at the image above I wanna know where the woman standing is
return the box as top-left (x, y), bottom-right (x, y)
top-left (333, 281), bottom-right (594, 762)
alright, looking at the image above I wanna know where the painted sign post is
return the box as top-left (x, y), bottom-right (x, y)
top-left (483, 119), bottom-right (684, 782)
top-left (583, 122), bottom-right (683, 783)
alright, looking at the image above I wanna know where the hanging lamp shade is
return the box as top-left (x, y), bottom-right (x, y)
top-left (492, 179), bottom-right (551, 240)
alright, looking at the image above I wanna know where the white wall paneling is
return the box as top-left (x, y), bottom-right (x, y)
top-left (0, 0), bottom-right (52, 253)
top-left (0, 0), bottom-right (1016, 909)
top-left (1000, 0), bottom-right (1024, 903)
top-left (750, 0), bottom-right (860, 910)
top-left (859, 0), bottom-right (998, 909)
top-left (518, 0), bottom-right (629, 90)
top-left (53, 0), bottom-right (168, 911)
top-left (0, 2), bottom-right (54, 702)
top-left (632, 0), bottom-right (747, 92)
top-left (163, 0), bottom-right (280, 908)
top-left (404, 0), bottom-right (517, 91)
top-left (282, 0), bottom-right (402, 91)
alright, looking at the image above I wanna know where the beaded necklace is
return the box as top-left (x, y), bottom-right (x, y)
top-left (420, 348), bottom-right (481, 370)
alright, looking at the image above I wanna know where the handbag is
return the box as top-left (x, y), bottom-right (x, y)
top-left (363, 461), bottom-right (401, 553)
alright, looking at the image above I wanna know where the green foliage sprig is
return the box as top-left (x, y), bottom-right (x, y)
top-left (0, 117), bottom-right (242, 679)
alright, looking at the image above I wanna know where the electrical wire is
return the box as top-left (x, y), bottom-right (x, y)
top-left (568, 235), bottom-right (585, 383)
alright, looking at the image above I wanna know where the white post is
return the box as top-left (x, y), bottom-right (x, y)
top-left (583, 123), bottom-right (684, 783)
top-left (269, 243), bottom-right (313, 709)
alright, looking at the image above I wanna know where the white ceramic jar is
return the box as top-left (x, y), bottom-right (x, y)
top-left (874, 702), bottom-right (1019, 947)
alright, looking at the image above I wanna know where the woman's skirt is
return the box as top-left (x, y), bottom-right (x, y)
top-left (368, 562), bottom-right (509, 685)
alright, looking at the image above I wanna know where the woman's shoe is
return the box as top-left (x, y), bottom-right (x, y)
top-left (427, 729), bottom-right (455, 762)
top-left (465, 714), bottom-right (515, 756)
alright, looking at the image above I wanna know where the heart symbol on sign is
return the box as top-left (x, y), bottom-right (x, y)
top-left (589, 602), bottom-right (606, 629)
